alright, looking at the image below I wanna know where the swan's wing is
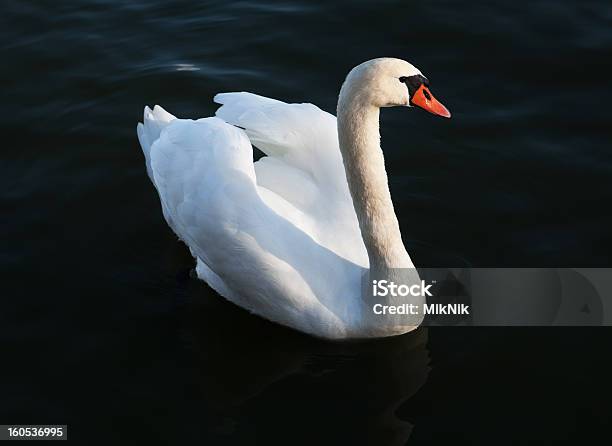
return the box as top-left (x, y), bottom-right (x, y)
top-left (140, 113), bottom-right (360, 337)
top-left (214, 92), bottom-right (366, 265)
top-left (214, 92), bottom-right (348, 211)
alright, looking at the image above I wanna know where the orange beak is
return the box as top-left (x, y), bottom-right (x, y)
top-left (410, 84), bottom-right (451, 118)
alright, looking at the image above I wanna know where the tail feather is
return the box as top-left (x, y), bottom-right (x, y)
top-left (137, 105), bottom-right (176, 180)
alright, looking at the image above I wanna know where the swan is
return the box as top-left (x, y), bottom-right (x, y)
top-left (137, 58), bottom-right (451, 340)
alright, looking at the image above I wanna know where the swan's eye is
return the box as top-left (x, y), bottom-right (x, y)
top-left (401, 74), bottom-right (430, 98)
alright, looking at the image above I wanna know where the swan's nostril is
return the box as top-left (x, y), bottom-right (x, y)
top-left (423, 89), bottom-right (432, 101)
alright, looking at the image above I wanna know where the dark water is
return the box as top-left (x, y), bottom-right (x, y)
top-left (2, 1), bottom-right (612, 444)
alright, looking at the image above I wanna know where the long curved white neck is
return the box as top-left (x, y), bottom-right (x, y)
top-left (337, 87), bottom-right (414, 273)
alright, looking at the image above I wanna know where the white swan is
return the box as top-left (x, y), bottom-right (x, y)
top-left (137, 58), bottom-right (451, 340)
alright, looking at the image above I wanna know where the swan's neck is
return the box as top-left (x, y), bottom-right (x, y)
top-left (337, 93), bottom-right (413, 273)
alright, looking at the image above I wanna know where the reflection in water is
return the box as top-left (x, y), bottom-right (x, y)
top-left (184, 292), bottom-right (430, 445)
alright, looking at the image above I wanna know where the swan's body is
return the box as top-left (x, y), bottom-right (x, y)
top-left (137, 58), bottom-right (450, 339)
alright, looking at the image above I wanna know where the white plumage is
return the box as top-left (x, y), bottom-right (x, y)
top-left (137, 58), bottom-right (447, 339)
top-left (138, 93), bottom-right (368, 339)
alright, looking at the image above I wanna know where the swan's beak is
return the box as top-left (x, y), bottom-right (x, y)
top-left (410, 84), bottom-right (451, 118)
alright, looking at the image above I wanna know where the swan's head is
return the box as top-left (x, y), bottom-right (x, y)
top-left (340, 58), bottom-right (451, 118)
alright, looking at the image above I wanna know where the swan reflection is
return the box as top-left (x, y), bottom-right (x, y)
top-left (184, 292), bottom-right (430, 445)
